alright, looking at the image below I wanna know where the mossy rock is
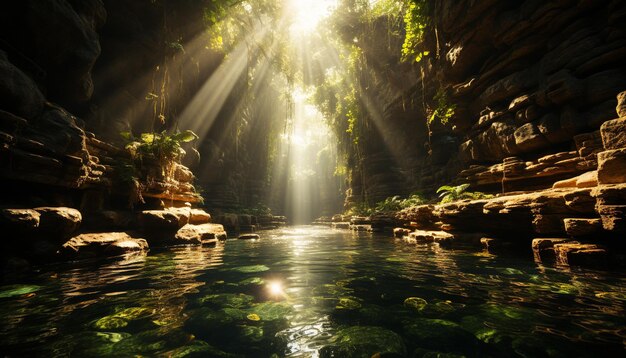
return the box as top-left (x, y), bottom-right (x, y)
top-left (239, 325), bottom-right (265, 343)
top-left (403, 318), bottom-right (481, 355)
top-left (0, 284), bottom-right (42, 298)
top-left (319, 326), bottom-right (406, 358)
top-left (113, 307), bottom-right (155, 320)
top-left (246, 301), bottom-right (292, 321)
top-left (166, 340), bottom-right (239, 358)
top-left (413, 348), bottom-right (467, 358)
top-left (228, 265), bottom-right (270, 273)
top-left (93, 316), bottom-right (128, 330)
top-left (184, 308), bottom-right (241, 341)
top-left (199, 293), bottom-right (255, 308)
top-left (237, 277), bottom-right (265, 286)
top-left (336, 297), bottom-right (362, 310)
top-left (404, 297), bottom-right (428, 311)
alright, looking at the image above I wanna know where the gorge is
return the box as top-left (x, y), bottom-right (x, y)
top-left (1, 0), bottom-right (625, 356)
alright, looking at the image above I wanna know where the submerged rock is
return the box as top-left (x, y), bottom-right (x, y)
top-left (403, 318), bottom-right (481, 355)
top-left (554, 243), bottom-right (607, 267)
top-left (319, 326), bottom-right (406, 358)
top-left (238, 234), bottom-right (260, 240)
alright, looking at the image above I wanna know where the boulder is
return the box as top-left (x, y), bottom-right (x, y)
top-left (61, 232), bottom-right (148, 257)
top-left (532, 238), bottom-right (571, 263)
top-left (34, 207), bottom-right (82, 239)
top-left (140, 210), bottom-right (183, 232)
top-left (393, 227), bottom-right (411, 238)
top-left (0, 51), bottom-right (45, 119)
top-left (189, 209), bottom-right (211, 224)
top-left (174, 223), bottom-right (226, 245)
top-left (407, 230), bottom-right (455, 246)
top-left (0, 0), bottom-right (104, 104)
top-left (600, 117), bottom-right (626, 150)
top-left (0, 209), bottom-right (40, 233)
top-left (163, 207), bottom-right (191, 226)
top-left (563, 218), bottom-right (602, 237)
top-left (514, 122), bottom-right (549, 153)
top-left (597, 149), bottom-right (626, 184)
top-left (554, 243), bottom-right (607, 267)
top-left (82, 210), bottom-right (135, 231)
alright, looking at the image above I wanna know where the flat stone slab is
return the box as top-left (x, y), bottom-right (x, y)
top-left (174, 223), bottom-right (226, 245)
top-left (332, 222), bottom-right (350, 229)
top-left (238, 234), bottom-right (260, 240)
top-left (61, 232), bottom-right (148, 258)
top-left (554, 243), bottom-right (607, 267)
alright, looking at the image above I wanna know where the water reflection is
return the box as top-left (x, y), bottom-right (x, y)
top-left (0, 226), bottom-right (625, 357)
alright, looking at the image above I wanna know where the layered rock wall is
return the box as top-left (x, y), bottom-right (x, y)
top-left (347, 0), bottom-right (626, 204)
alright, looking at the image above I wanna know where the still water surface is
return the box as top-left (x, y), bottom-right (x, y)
top-left (1, 226), bottom-right (625, 357)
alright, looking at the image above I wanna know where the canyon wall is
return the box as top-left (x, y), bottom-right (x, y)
top-left (347, 0), bottom-right (626, 205)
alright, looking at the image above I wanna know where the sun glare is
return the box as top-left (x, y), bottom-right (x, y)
top-left (267, 281), bottom-right (285, 297)
top-left (288, 0), bottom-right (337, 35)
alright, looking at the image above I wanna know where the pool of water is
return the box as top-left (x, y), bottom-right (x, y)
top-left (1, 226), bottom-right (625, 357)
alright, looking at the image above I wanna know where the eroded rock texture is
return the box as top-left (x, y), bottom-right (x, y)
top-left (345, 0), bottom-right (626, 204)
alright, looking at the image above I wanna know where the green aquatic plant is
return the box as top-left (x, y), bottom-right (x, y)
top-left (228, 265), bottom-right (270, 273)
top-left (437, 184), bottom-right (494, 204)
top-left (322, 326), bottom-right (407, 357)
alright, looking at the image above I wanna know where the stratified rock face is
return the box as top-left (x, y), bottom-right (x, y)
top-left (0, 0), bottom-right (105, 105)
top-left (0, 51), bottom-right (45, 119)
top-left (597, 149), bottom-right (626, 185)
top-left (600, 117), bottom-right (626, 150)
top-left (340, 1), bottom-right (626, 201)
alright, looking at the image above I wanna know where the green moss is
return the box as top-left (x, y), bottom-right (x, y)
top-left (404, 297), bottom-right (428, 311)
top-left (320, 326), bottom-right (406, 357)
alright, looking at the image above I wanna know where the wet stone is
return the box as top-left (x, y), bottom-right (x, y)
top-left (319, 326), bottom-right (406, 358)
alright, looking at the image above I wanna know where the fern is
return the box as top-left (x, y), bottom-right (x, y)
top-left (437, 184), bottom-right (493, 204)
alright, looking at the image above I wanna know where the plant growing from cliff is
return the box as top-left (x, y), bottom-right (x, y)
top-left (121, 129), bottom-right (199, 180)
top-left (428, 89), bottom-right (456, 125)
top-left (345, 203), bottom-right (374, 217)
top-left (374, 193), bottom-right (425, 213)
top-left (401, 0), bottom-right (430, 63)
top-left (436, 184), bottom-right (494, 204)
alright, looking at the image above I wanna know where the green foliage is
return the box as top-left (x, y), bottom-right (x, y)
top-left (119, 130), bottom-right (200, 207)
top-left (401, 0), bottom-right (430, 63)
top-left (345, 202), bottom-right (374, 217)
top-left (436, 184), bottom-right (494, 204)
top-left (428, 88), bottom-right (456, 125)
top-left (374, 193), bottom-right (425, 213)
top-left (121, 130), bottom-right (198, 165)
top-left (239, 203), bottom-right (272, 216)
